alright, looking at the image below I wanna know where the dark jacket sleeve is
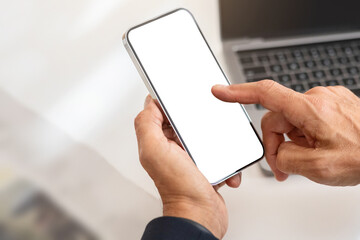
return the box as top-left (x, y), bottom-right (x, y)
top-left (141, 217), bottom-right (219, 240)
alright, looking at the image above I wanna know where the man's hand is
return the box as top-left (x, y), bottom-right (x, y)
top-left (212, 80), bottom-right (360, 186)
top-left (135, 95), bottom-right (241, 239)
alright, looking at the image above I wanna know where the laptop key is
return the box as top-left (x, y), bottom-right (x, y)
top-left (304, 60), bottom-right (317, 68)
top-left (295, 72), bottom-right (309, 81)
top-left (308, 82), bottom-right (322, 88)
top-left (288, 62), bottom-right (300, 71)
top-left (347, 66), bottom-right (359, 75)
top-left (309, 48), bottom-right (320, 58)
top-left (258, 55), bottom-right (270, 63)
top-left (343, 78), bottom-right (357, 86)
top-left (270, 64), bottom-right (283, 73)
top-left (342, 46), bottom-right (353, 55)
top-left (326, 47), bottom-right (337, 57)
top-left (278, 74), bottom-right (292, 84)
top-left (330, 68), bottom-right (343, 76)
top-left (291, 84), bottom-right (306, 92)
top-left (338, 57), bottom-right (350, 64)
top-left (355, 56), bottom-right (360, 63)
top-left (275, 53), bottom-right (287, 62)
top-left (240, 56), bottom-right (254, 64)
top-left (292, 50), bottom-right (303, 60)
top-left (313, 70), bottom-right (326, 79)
top-left (326, 80), bottom-right (340, 86)
top-left (321, 59), bottom-right (333, 67)
top-left (243, 66), bottom-right (266, 78)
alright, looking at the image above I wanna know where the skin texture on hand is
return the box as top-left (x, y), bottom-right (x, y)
top-left (134, 95), bottom-right (241, 239)
top-left (212, 80), bottom-right (360, 186)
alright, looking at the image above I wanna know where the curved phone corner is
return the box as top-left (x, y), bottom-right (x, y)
top-left (122, 32), bottom-right (127, 43)
top-left (250, 122), bottom-right (265, 161)
top-left (122, 27), bottom-right (132, 46)
top-left (210, 170), bottom-right (242, 186)
top-left (241, 105), bottom-right (265, 160)
top-left (176, 8), bottom-right (194, 18)
top-left (122, 30), bottom-right (158, 100)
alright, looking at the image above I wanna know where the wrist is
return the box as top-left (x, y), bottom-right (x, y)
top-left (162, 199), bottom-right (227, 239)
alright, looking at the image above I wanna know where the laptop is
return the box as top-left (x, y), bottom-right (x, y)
top-left (219, 0), bottom-right (360, 173)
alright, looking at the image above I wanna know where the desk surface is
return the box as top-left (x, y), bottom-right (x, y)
top-left (1, 1), bottom-right (360, 239)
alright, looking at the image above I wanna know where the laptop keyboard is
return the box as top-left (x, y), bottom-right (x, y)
top-left (236, 39), bottom-right (360, 110)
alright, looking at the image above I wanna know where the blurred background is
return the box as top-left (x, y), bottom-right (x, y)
top-left (0, 0), bottom-right (360, 239)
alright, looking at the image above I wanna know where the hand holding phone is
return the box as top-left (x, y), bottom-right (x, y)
top-left (135, 95), bottom-right (237, 239)
top-left (124, 9), bottom-right (264, 184)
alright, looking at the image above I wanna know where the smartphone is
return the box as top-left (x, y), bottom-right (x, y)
top-left (123, 9), bottom-right (264, 185)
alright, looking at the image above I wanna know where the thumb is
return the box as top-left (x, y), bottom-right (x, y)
top-left (276, 142), bottom-right (322, 177)
top-left (135, 95), bottom-right (165, 149)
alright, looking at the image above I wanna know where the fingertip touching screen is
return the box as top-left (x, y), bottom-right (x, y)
top-left (127, 9), bottom-right (264, 184)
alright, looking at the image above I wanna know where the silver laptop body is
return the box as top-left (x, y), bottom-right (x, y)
top-left (219, 0), bottom-right (360, 173)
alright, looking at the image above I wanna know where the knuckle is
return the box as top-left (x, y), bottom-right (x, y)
top-left (257, 80), bottom-right (278, 104)
top-left (258, 80), bottom-right (297, 110)
top-left (134, 111), bottom-right (145, 129)
top-left (139, 152), bottom-right (152, 171)
top-left (310, 159), bottom-right (331, 181)
top-left (261, 111), bottom-right (273, 129)
top-left (332, 85), bottom-right (346, 91)
top-left (257, 79), bottom-right (277, 91)
top-left (138, 141), bottom-right (156, 164)
top-left (305, 94), bottom-right (325, 108)
top-left (304, 94), bottom-right (328, 116)
top-left (276, 142), bottom-right (301, 175)
top-left (325, 86), bottom-right (336, 93)
top-left (276, 157), bottom-right (288, 174)
top-left (276, 146), bottom-right (289, 172)
top-left (305, 86), bottom-right (327, 95)
top-left (326, 85), bottom-right (346, 95)
top-left (228, 84), bottom-right (238, 91)
top-left (139, 148), bottom-right (150, 163)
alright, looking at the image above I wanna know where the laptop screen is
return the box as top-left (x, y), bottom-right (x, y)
top-left (220, 0), bottom-right (360, 40)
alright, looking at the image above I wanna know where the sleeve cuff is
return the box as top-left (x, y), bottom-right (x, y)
top-left (141, 216), bottom-right (219, 240)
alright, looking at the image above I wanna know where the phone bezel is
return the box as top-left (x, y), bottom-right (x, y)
top-left (123, 8), bottom-right (265, 185)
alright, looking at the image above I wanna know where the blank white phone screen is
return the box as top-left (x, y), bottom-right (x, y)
top-left (127, 9), bottom-right (264, 184)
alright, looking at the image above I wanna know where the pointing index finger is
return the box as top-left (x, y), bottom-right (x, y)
top-left (212, 80), bottom-right (307, 123)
